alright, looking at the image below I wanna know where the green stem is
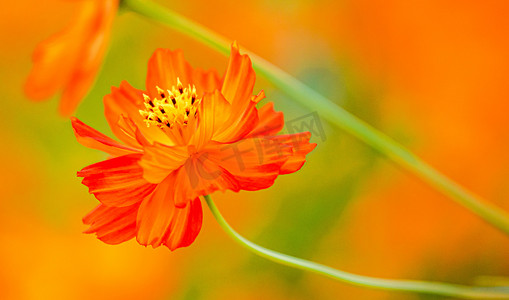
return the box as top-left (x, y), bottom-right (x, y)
top-left (122, 0), bottom-right (509, 235)
top-left (203, 195), bottom-right (509, 299)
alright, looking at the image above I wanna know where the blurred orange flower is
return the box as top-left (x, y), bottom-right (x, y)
top-left (72, 43), bottom-right (316, 251)
top-left (25, 0), bottom-right (118, 116)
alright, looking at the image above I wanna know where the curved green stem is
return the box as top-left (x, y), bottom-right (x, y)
top-left (122, 0), bottom-right (509, 235)
top-left (203, 195), bottom-right (509, 299)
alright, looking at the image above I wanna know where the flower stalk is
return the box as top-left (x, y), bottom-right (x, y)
top-left (122, 0), bottom-right (509, 236)
top-left (204, 195), bottom-right (509, 299)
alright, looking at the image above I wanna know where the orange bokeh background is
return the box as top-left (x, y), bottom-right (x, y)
top-left (1, 0), bottom-right (509, 299)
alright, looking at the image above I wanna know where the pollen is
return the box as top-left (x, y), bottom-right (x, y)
top-left (139, 78), bottom-right (200, 129)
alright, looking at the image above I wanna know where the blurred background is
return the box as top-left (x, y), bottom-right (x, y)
top-left (2, 0), bottom-right (509, 299)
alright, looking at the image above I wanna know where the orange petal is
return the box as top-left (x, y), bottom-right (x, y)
top-left (83, 203), bottom-right (139, 245)
top-left (202, 133), bottom-right (315, 191)
top-left (221, 42), bottom-right (256, 111)
top-left (78, 154), bottom-right (156, 207)
top-left (192, 90), bottom-right (232, 149)
top-left (146, 49), bottom-right (223, 98)
top-left (104, 80), bottom-right (174, 145)
top-left (136, 174), bottom-right (176, 247)
top-left (280, 144), bottom-right (316, 174)
top-left (59, 0), bottom-right (117, 116)
top-left (246, 101), bottom-right (284, 137)
top-left (206, 137), bottom-right (290, 191)
top-left (172, 155), bottom-right (239, 207)
top-left (165, 197), bottom-right (203, 250)
top-left (192, 68), bottom-right (222, 94)
top-left (136, 174), bottom-right (203, 250)
top-left (24, 2), bottom-right (89, 101)
top-left (71, 117), bottom-right (141, 156)
top-left (116, 115), bottom-right (148, 148)
top-left (139, 143), bottom-right (189, 184)
top-left (25, 0), bottom-right (118, 116)
top-left (213, 97), bottom-right (259, 143)
top-left (24, 30), bottom-right (77, 101)
top-left (145, 49), bottom-right (194, 98)
top-left (170, 131), bottom-right (314, 206)
top-left (269, 132), bottom-right (317, 174)
top-left (251, 89), bottom-right (266, 104)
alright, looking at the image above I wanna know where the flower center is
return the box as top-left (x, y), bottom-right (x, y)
top-left (139, 78), bottom-right (200, 128)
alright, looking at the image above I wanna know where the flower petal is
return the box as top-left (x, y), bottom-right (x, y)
top-left (206, 137), bottom-right (290, 191)
top-left (221, 42), bottom-right (256, 110)
top-left (212, 98), bottom-right (259, 143)
top-left (58, 0), bottom-right (117, 116)
top-left (246, 101), bottom-right (284, 137)
top-left (25, 0), bottom-right (117, 116)
top-left (172, 154), bottom-right (240, 207)
top-left (169, 132), bottom-right (313, 207)
top-left (24, 30), bottom-right (78, 101)
top-left (104, 80), bottom-right (174, 146)
top-left (71, 117), bottom-right (140, 156)
top-left (215, 44), bottom-right (269, 142)
top-left (139, 143), bottom-right (189, 184)
top-left (136, 173), bottom-right (203, 250)
top-left (165, 197), bottom-right (203, 250)
top-left (192, 90), bottom-right (232, 149)
top-left (203, 133), bottom-right (315, 191)
top-left (24, 2), bottom-right (92, 101)
top-left (277, 132), bottom-right (317, 174)
top-left (146, 49), bottom-right (193, 97)
top-left (83, 203), bottom-right (139, 245)
top-left (116, 115), bottom-right (151, 148)
top-left (193, 68), bottom-right (222, 94)
top-left (136, 176), bottom-right (175, 247)
top-left (257, 132), bottom-right (317, 174)
top-left (78, 154), bottom-right (156, 207)
top-left (146, 49), bottom-right (222, 97)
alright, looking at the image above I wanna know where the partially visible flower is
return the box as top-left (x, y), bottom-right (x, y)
top-left (25, 0), bottom-right (118, 116)
top-left (72, 43), bottom-right (316, 250)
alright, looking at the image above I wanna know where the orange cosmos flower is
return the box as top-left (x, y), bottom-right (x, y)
top-left (25, 0), bottom-right (118, 116)
top-left (72, 43), bottom-right (316, 250)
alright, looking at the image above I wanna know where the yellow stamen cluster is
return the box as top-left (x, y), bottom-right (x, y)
top-left (139, 78), bottom-right (200, 129)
